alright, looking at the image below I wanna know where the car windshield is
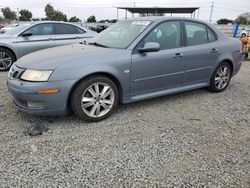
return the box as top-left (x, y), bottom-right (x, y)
top-left (90, 20), bottom-right (152, 49)
top-left (5, 23), bottom-right (31, 35)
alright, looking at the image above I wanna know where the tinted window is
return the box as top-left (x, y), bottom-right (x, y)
top-left (25, 24), bottom-right (54, 35)
top-left (142, 21), bottom-right (181, 50)
top-left (56, 24), bottom-right (78, 34)
top-left (207, 28), bottom-right (216, 42)
top-left (75, 26), bottom-right (86, 34)
top-left (185, 22), bottom-right (208, 46)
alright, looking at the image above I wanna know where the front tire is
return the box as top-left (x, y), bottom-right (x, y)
top-left (71, 76), bottom-right (119, 122)
top-left (0, 48), bottom-right (15, 71)
top-left (208, 62), bottom-right (232, 92)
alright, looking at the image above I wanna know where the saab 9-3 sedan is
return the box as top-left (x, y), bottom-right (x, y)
top-left (7, 17), bottom-right (242, 121)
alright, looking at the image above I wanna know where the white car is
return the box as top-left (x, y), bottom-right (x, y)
top-left (0, 21), bottom-right (96, 71)
top-left (0, 24), bottom-right (19, 33)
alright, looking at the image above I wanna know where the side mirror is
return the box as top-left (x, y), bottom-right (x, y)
top-left (138, 42), bottom-right (160, 53)
top-left (20, 32), bottom-right (33, 37)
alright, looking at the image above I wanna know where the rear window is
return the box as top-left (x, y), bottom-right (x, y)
top-left (184, 21), bottom-right (217, 46)
top-left (56, 24), bottom-right (80, 34)
top-left (75, 26), bottom-right (86, 34)
top-left (207, 28), bottom-right (216, 42)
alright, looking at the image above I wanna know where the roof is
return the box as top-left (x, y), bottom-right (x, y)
top-left (117, 7), bottom-right (199, 14)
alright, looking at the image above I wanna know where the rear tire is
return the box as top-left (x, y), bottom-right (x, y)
top-left (208, 62), bottom-right (232, 92)
top-left (71, 76), bottom-right (119, 122)
top-left (0, 48), bottom-right (15, 71)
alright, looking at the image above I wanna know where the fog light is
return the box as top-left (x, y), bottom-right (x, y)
top-left (27, 101), bottom-right (44, 109)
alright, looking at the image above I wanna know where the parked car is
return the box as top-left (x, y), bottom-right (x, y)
top-left (0, 23), bottom-right (19, 33)
top-left (88, 24), bottom-right (109, 33)
top-left (7, 17), bottom-right (242, 122)
top-left (95, 24), bottom-right (109, 33)
top-left (0, 24), bottom-right (5, 30)
top-left (0, 21), bottom-right (96, 71)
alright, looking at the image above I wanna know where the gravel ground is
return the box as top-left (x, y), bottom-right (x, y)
top-left (0, 62), bottom-right (249, 187)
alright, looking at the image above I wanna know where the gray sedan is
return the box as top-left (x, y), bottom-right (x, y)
top-left (0, 21), bottom-right (96, 71)
top-left (7, 17), bottom-right (242, 122)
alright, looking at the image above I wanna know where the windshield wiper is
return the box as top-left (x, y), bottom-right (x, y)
top-left (88, 42), bottom-right (109, 48)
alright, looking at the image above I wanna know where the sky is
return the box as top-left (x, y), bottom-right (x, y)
top-left (1, 0), bottom-right (250, 22)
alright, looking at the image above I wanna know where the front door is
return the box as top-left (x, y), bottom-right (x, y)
top-left (17, 23), bottom-right (56, 57)
top-left (131, 21), bottom-right (185, 96)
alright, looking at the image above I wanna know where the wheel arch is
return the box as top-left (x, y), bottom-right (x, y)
top-left (220, 59), bottom-right (234, 72)
top-left (0, 45), bottom-right (17, 61)
top-left (67, 72), bottom-right (123, 110)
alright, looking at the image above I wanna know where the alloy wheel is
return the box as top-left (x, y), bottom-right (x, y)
top-left (0, 51), bottom-right (13, 70)
top-left (214, 65), bottom-right (231, 90)
top-left (81, 82), bottom-right (115, 118)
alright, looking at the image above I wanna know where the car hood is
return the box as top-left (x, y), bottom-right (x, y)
top-left (15, 44), bottom-right (124, 70)
top-left (0, 33), bottom-right (13, 38)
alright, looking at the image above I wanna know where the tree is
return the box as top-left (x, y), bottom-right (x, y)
top-left (235, 16), bottom-right (249, 25)
top-left (69, 16), bottom-right (81, 22)
top-left (1, 7), bottom-right (17, 20)
top-left (45, 4), bottom-right (55, 20)
top-left (19, 9), bottom-right (32, 21)
top-left (216, 18), bottom-right (233, 25)
top-left (0, 17), bottom-right (4, 22)
top-left (87, 15), bottom-right (96, 23)
top-left (45, 3), bottom-right (67, 22)
top-left (53, 11), bottom-right (67, 22)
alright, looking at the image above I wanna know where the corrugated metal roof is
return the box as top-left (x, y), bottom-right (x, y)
top-left (117, 7), bottom-right (199, 14)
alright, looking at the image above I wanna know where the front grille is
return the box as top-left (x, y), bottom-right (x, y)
top-left (8, 64), bottom-right (25, 80)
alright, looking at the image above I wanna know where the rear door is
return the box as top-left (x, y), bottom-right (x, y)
top-left (17, 23), bottom-right (56, 57)
top-left (54, 23), bottom-right (90, 46)
top-left (182, 21), bottom-right (219, 84)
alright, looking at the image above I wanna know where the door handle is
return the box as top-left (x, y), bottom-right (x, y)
top-left (173, 53), bottom-right (183, 58)
top-left (210, 48), bottom-right (218, 53)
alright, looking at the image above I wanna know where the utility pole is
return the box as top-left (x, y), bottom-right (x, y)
top-left (209, 2), bottom-right (214, 23)
top-left (117, 8), bottom-right (119, 20)
top-left (132, 1), bottom-right (136, 18)
top-left (17, 8), bottom-right (19, 23)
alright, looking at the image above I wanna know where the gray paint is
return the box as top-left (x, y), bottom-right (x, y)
top-left (8, 17), bottom-right (242, 116)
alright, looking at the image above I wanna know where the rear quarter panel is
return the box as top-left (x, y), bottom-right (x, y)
top-left (215, 37), bottom-right (242, 75)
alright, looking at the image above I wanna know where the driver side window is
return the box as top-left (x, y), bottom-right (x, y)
top-left (142, 21), bottom-right (181, 50)
top-left (24, 24), bottom-right (54, 36)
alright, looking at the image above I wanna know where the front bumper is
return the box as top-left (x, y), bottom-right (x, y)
top-left (7, 76), bottom-right (76, 116)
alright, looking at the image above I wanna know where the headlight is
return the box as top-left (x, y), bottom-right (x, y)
top-left (21, 69), bottom-right (53, 82)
